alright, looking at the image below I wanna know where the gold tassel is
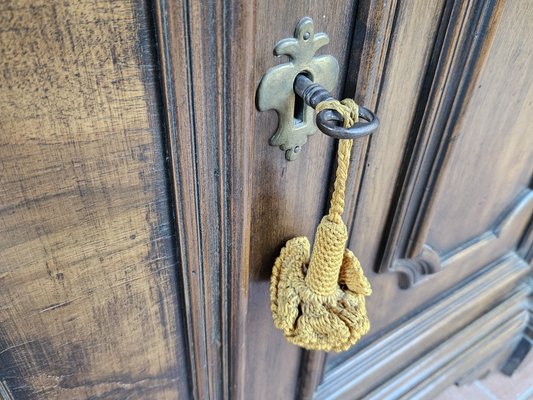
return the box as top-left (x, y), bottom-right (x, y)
top-left (270, 99), bottom-right (372, 352)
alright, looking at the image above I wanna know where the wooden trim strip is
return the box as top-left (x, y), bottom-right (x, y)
top-left (367, 294), bottom-right (528, 400)
top-left (152, 0), bottom-right (256, 398)
top-left (0, 381), bottom-right (15, 400)
top-left (297, 1), bottom-right (401, 397)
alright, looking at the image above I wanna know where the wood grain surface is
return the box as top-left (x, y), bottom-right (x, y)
top-left (241, 0), bottom-right (532, 396)
top-left (326, 0), bottom-right (532, 378)
top-left (0, 1), bottom-right (188, 398)
top-left (1, 0), bottom-right (531, 399)
top-left (152, 0), bottom-right (256, 398)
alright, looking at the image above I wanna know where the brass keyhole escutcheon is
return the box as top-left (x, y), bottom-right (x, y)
top-left (256, 17), bottom-right (339, 161)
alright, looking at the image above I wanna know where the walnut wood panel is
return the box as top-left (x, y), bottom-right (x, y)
top-left (365, 287), bottom-right (529, 400)
top-left (295, 1), bottom-right (412, 394)
top-left (2, 0), bottom-right (531, 398)
top-left (331, 0), bottom-right (449, 335)
top-left (380, 0), bottom-right (533, 288)
top-left (380, 0), bottom-right (504, 283)
top-left (152, 0), bottom-right (255, 399)
top-left (329, 0), bottom-right (533, 341)
top-left (0, 1), bottom-right (188, 399)
top-left (321, 0), bottom-right (532, 387)
top-left (303, 0), bottom-right (449, 383)
top-left (343, 0), bottom-right (447, 270)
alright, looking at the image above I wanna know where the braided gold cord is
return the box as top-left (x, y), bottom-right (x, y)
top-left (316, 99), bottom-right (358, 223)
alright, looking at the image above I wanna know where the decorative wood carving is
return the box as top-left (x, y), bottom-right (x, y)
top-left (1, 1), bottom-right (530, 399)
top-left (377, 0), bottom-right (522, 287)
top-left (393, 190), bottom-right (533, 288)
top-left (153, 1), bottom-right (256, 398)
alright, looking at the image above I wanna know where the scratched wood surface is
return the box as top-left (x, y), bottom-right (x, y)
top-left (1, 0), bottom-right (532, 399)
top-left (0, 1), bottom-right (188, 398)
top-left (152, 0), bottom-right (256, 398)
top-left (241, 0), bottom-right (532, 395)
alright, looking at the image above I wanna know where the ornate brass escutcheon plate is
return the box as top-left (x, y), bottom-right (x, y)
top-left (256, 17), bottom-right (339, 160)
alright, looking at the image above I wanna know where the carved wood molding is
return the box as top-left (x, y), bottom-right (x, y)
top-left (314, 254), bottom-right (530, 399)
top-left (518, 204), bottom-right (533, 263)
top-left (378, 0), bottom-right (511, 287)
top-left (0, 381), bottom-right (14, 400)
top-left (364, 293), bottom-right (528, 400)
top-left (394, 189), bottom-right (533, 288)
top-left (153, 1), bottom-right (256, 399)
top-left (338, 0), bottom-right (401, 220)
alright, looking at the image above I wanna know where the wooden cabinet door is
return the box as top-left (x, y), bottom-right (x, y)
top-left (1, 0), bottom-right (531, 399)
top-left (239, 0), bottom-right (532, 398)
top-left (311, 1), bottom-right (533, 398)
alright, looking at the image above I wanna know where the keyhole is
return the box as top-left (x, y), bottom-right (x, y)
top-left (293, 72), bottom-right (312, 126)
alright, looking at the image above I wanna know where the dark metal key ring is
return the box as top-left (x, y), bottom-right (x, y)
top-left (294, 74), bottom-right (379, 140)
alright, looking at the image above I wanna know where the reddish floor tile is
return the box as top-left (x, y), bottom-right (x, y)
top-left (436, 351), bottom-right (533, 400)
top-left (480, 351), bottom-right (533, 400)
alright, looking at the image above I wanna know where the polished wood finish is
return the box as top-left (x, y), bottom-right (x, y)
top-left (344, 0), bottom-right (532, 334)
top-left (321, 0), bottom-right (533, 395)
top-left (152, 0), bottom-right (255, 398)
top-left (246, 3), bottom-right (362, 399)
top-left (382, 0), bottom-right (505, 284)
top-left (0, 0), bottom-right (531, 399)
top-left (0, 0), bottom-right (187, 398)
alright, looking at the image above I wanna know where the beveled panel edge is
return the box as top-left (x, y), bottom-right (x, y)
top-left (340, 0), bottom-right (401, 226)
top-left (153, 1), bottom-right (256, 399)
top-left (0, 381), bottom-right (15, 400)
top-left (394, 189), bottom-right (533, 288)
top-left (314, 253), bottom-right (530, 399)
top-left (364, 294), bottom-right (528, 400)
top-left (379, 0), bottom-right (504, 286)
top-left (517, 195), bottom-right (533, 263)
